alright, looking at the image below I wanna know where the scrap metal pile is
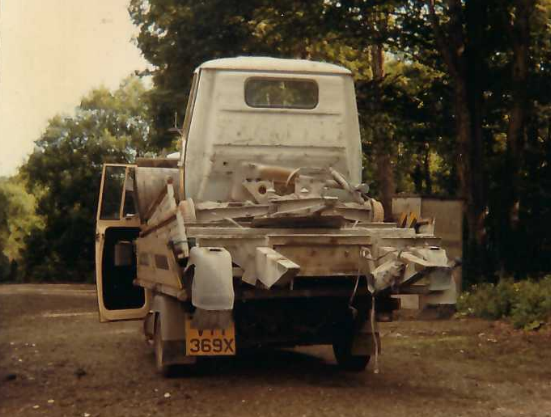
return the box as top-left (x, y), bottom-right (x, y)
top-left (134, 159), bottom-right (457, 308)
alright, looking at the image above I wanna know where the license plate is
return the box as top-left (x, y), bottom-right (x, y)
top-left (185, 318), bottom-right (236, 356)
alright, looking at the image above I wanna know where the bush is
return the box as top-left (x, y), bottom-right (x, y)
top-left (458, 277), bottom-right (551, 330)
top-left (0, 252), bottom-right (10, 282)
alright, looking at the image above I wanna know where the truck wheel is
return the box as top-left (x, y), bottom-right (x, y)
top-left (144, 313), bottom-right (154, 346)
top-left (333, 338), bottom-right (370, 372)
top-left (333, 315), bottom-right (371, 372)
top-left (154, 317), bottom-right (172, 377)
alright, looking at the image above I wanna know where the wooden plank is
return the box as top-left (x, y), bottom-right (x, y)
top-left (134, 278), bottom-right (188, 301)
top-left (269, 234), bottom-right (372, 246)
top-left (392, 285), bottom-right (430, 295)
top-left (140, 211), bottom-right (177, 237)
top-left (186, 226), bottom-right (378, 238)
top-left (136, 157), bottom-right (179, 169)
top-left (275, 244), bottom-right (364, 276)
top-left (252, 215), bottom-right (346, 229)
top-left (144, 186), bottom-right (169, 221)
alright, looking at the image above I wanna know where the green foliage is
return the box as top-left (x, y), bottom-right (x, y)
top-left (0, 252), bottom-right (9, 282)
top-left (128, 0), bottom-right (274, 150)
top-left (359, 60), bottom-right (457, 196)
top-left (0, 177), bottom-right (43, 281)
top-left (510, 279), bottom-right (551, 330)
top-left (19, 77), bottom-right (152, 282)
top-left (458, 277), bottom-right (551, 330)
top-left (457, 280), bottom-right (517, 321)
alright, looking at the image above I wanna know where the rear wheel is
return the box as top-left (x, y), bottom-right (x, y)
top-left (144, 313), bottom-right (154, 346)
top-left (332, 311), bottom-right (370, 372)
top-left (333, 339), bottom-right (370, 372)
top-left (154, 317), bottom-right (172, 377)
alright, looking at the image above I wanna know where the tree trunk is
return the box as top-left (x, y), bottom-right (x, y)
top-left (370, 44), bottom-right (396, 221)
top-left (504, 0), bottom-right (533, 230)
top-left (423, 146), bottom-right (433, 194)
top-left (426, 0), bottom-right (488, 278)
top-left (375, 152), bottom-right (396, 220)
top-left (464, 0), bottom-right (488, 249)
top-left (453, 80), bottom-right (485, 245)
top-left (498, 0), bottom-right (534, 273)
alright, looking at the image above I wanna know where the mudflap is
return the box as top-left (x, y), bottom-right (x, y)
top-left (148, 294), bottom-right (196, 367)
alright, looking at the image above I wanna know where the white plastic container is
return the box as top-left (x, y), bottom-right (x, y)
top-left (189, 247), bottom-right (234, 310)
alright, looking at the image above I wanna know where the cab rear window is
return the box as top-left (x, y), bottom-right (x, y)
top-left (245, 78), bottom-right (318, 109)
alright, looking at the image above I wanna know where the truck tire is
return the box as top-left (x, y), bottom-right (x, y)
top-left (332, 313), bottom-right (370, 372)
top-left (144, 313), bottom-right (154, 346)
top-left (333, 337), bottom-right (370, 372)
top-left (154, 317), bottom-right (172, 377)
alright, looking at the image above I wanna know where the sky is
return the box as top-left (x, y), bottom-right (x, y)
top-left (0, 0), bottom-right (149, 176)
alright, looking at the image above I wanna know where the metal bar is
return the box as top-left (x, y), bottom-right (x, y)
top-left (140, 211), bottom-right (177, 237)
top-left (235, 287), bottom-right (371, 300)
top-left (134, 279), bottom-right (188, 301)
top-left (119, 166), bottom-right (128, 220)
top-left (144, 185), bottom-right (169, 221)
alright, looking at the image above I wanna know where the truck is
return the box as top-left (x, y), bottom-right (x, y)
top-left (95, 57), bottom-right (457, 375)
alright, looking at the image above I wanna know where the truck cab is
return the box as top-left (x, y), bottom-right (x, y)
top-left (182, 57), bottom-right (362, 203)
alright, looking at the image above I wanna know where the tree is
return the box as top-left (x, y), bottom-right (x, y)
top-left (419, 0), bottom-right (489, 279)
top-left (485, 0), bottom-right (551, 277)
top-left (0, 178), bottom-right (42, 261)
top-left (20, 77), bottom-right (152, 281)
top-left (129, 0), bottom-right (276, 150)
top-left (128, 0), bottom-right (551, 281)
top-left (0, 177), bottom-right (43, 281)
top-left (0, 185), bottom-right (11, 281)
top-left (398, 0), bottom-right (548, 280)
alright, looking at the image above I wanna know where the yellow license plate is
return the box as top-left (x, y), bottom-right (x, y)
top-left (185, 318), bottom-right (236, 356)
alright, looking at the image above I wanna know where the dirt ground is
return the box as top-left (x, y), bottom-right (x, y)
top-left (1, 284), bottom-right (550, 417)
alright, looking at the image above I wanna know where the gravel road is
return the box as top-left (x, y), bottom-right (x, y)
top-left (1, 284), bottom-right (550, 417)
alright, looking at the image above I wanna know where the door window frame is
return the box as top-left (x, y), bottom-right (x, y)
top-left (97, 163), bottom-right (139, 224)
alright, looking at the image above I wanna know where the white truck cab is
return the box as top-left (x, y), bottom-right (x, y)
top-left (182, 57), bottom-right (362, 202)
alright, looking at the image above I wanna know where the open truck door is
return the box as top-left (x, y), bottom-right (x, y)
top-left (96, 164), bottom-right (150, 322)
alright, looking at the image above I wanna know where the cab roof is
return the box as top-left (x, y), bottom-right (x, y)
top-left (198, 57), bottom-right (352, 75)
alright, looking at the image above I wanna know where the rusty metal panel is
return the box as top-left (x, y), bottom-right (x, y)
top-left (268, 234), bottom-right (372, 246)
top-left (136, 234), bottom-right (183, 289)
top-left (275, 244), bottom-right (363, 276)
top-left (135, 167), bottom-right (180, 218)
top-left (267, 235), bottom-right (371, 277)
